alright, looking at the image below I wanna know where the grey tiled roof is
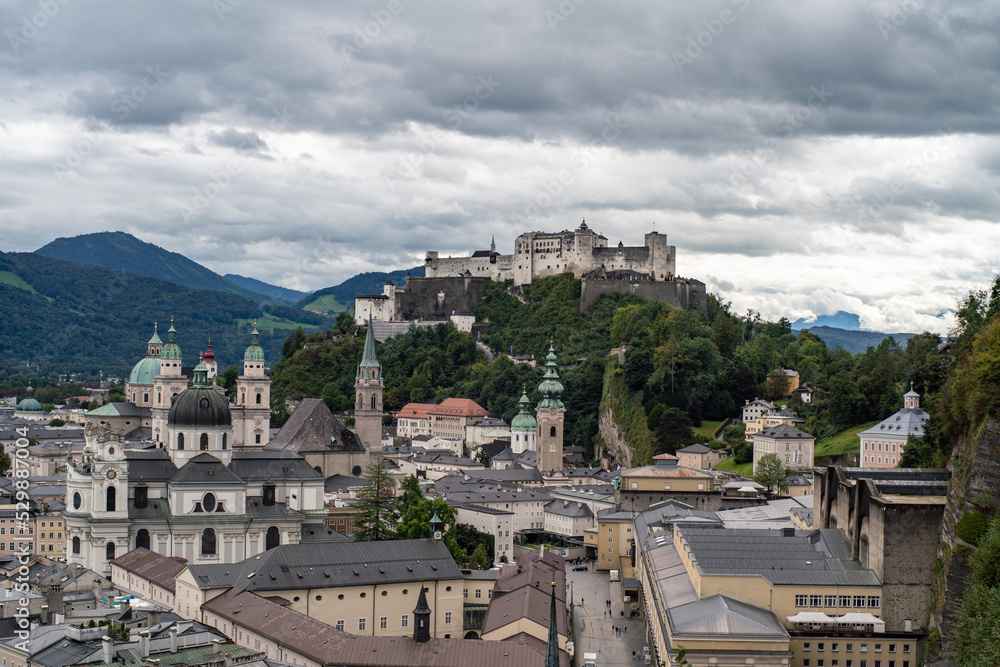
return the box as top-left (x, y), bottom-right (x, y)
top-left (544, 500), bottom-right (593, 518)
top-left (753, 423), bottom-right (814, 440)
top-left (168, 453), bottom-right (244, 485)
top-left (228, 451), bottom-right (322, 481)
top-left (858, 407), bottom-right (930, 439)
top-left (126, 450), bottom-right (178, 482)
top-left (265, 398), bottom-right (363, 453)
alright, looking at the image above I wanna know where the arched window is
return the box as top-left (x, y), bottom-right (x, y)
top-left (222, 433), bottom-right (227, 450)
top-left (201, 528), bottom-right (216, 555)
top-left (106, 486), bottom-right (116, 512)
top-left (266, 526), bottom-right (280, 550)
top-left (550, 426), bottom-right (557, 437)
top-left (136, 529), bottom-right (150, 550)
top-left (72, 536), bottom-right (81, 554)
top-left (106, 542), bottom-right (115, 562)
top-left (256, 393), bottom-right (262, 405)
top-left (200, 433), bottom-right (209, 451)
top-left (177, 433), bottom-right (184, 450)
top-left (371, 395), bottom-right (376, 410)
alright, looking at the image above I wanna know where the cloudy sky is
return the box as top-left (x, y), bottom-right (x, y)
top-left (1, 0), bottom-right (998, 334)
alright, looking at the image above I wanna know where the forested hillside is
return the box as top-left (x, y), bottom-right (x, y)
top-left (271, 273), bottom-right (946, 463)
top-left (0, 251), bottom-right (303, 377)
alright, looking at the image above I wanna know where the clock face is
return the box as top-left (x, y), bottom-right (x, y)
top-left (106, 469), bottom-right (117, 480)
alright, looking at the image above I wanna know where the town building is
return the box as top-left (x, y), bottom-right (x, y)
top-left (752, 423), bottom-right (816, 473)
top-left (858, 386), bottom-right (929, 468)
top-left (613, 453), bottom-right (719, 511)
top-left (674, 443), bottom-right (728, 470)
top-left (13, 387), bottom-right (49, 422)
top-left (455, 505), bottom-right (514, 564)
top-left (264, 398), bottom-right (367, 477)
top-left (741, 398), bottom-right (777, 425)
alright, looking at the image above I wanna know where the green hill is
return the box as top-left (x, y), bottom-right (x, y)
top-left (36, 231), bottom-right (267, 302)
top-left (297, 266), bottom-right (425, 311)
top-left (224, 274), bottom-right (306, 303)
top-left (0, 251), bottom-right (316, 377)
top-left (803, 325), bottom-right (916, 354)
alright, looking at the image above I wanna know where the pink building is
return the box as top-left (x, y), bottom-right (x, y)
top-left (858, 385), bottom-right (929, 468)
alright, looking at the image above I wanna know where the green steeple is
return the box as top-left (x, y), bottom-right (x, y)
top-left (244, 321), bottom-right (266, 361)
top-left (356, 317), bottom-right (381, 378)
top-left (148, 323), bottom-right (163, 346)
top-left (537, 346), bottom-right (564, 409)
top-left (160, 320), bottom-right (183, 360)
top-left (545, 581), bottom-right (560, 667)
top-left (511, 390), bottom-right (537, 431)
top-left (193, 355), bottom-right (210, 387)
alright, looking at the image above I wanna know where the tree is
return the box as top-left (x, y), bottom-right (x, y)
top-left (954, 516), bottom-right (1000, 666)
top-left (219, 364), bottom-right (239, 400)
top-left (652, 407), bottom-right (694, 455)
top-left (0, 443), bottom-right (10, 475)
top-left (397, 475), bottom-right (424, 516)
top-left (396, 497), bottom-right (466, 565)
top-left (469, 544), bottom-right (491, 570)
top-left (475, 446), bottom-right (492, 467)
top-left (48, 418), bottom-right (66, 427)
top-left (454, 523), bottom-right (495, 564)
top-left (334, 311), bottom-right (354, 334)
top-left (623, 348), bottom-right (654, 390)
top-left (753, 453), bottom-right (789, 493)
top-left (765, 369), bottom-right (791, 401)
top-left (354, 455), bottom-right (399, 542)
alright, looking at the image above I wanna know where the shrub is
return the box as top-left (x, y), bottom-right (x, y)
top-left (957, 511), bottom-right (990, 547)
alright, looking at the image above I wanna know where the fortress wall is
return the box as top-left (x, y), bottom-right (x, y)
top-left (580, 278), bottom-right (707, 314)
top-left (395, 276), bottom-right (491, 321)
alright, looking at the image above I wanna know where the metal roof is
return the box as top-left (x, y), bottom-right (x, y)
top-left (110, 547), bottom-right (186, 593)
top-left (264, 398), bottom-right (363, 453)
top-left (126, 450), bottom-right (179, 482)
top-left (228, 451), bottom-right (322, 481)
top-left (169, 453), bottom-right (244, 485)
top-left (668, 594), bottom-right (789, 638)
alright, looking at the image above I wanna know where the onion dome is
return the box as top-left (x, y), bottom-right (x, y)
top-left (17, 386), bottom-right (43, 413)
top-left (167, 358), bottom-right (231, 427)
top-left (537, 346), bottom-right (565, 410)
top-left (203, 341), bottom-right (216, 363)
top-left (160, 321), bottom-right (183, 360)
top-left (510, 391), bottom-right (538, 431)
top-left (244, 323), bottom-right (266, 362)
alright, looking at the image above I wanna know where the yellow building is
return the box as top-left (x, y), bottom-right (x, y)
top-left (175, 538), bottom-right (466, 640)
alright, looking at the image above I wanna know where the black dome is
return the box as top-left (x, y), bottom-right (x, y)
top-left (168, 387), bottom-right (232, 427)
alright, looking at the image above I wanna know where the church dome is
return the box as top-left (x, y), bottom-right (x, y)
top-left (244, 326), bottom-right (266, 362)
top-left (168, 387), bottom-right (231, 427)
top-left (510, 391), bottom-right (537, 431)
top-left (168, 360), bottom-right (230, 427)
top-left (17, 388), bottom-right (42, 413)
top-left (128, 356), bottom-right (161, 386)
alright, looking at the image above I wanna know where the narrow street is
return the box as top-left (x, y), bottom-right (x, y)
top-left (566, 565), bottom-right (648, 666)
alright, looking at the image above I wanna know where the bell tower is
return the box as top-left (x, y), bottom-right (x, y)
top-left (152, 319), bottom-right (188, 446)
top-left (354, 317), bottom-right (384, 457)
top-left (235, 323), bottom-right (271, 447)
top-left (535, 345), bottom-right (565, 474)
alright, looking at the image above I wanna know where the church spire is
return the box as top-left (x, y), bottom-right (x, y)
top-left (358, 316), bottom-right (380, 374)
top-left (412, 583), bottom-right (431, 643)
top-left (545, 581), bottom-right (560, 667)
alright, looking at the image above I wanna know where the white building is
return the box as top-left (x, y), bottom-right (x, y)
top-left (456, 504), bottom-right (513, 564)
top-left (858, 385), bottom-right (929, 468)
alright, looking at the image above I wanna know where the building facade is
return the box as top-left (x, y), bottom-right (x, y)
top-left (858, 387), bottom-right (929, 468)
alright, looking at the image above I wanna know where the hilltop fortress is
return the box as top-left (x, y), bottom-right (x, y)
top-left (356, 222), bottom-right (705, 324)
top-left (424, 220), bottom-right (677, 285)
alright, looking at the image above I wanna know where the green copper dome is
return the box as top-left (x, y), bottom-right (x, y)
top-left (244, 326), bottom-right (266, 361)
top-left (537, 346), bottom-right (565, 410)
top-left (510, 391), bottom-right (537, 431)
top-left (17, 386), bottom-right (43, 413)
top-left (160, 323), bottom-right (183, 360)
top-left (128, 356), bottom-right (161, 385)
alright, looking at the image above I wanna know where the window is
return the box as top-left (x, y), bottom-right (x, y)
top-left (201, 528), bottom-right (216, 555)
top-left (445, 612), bottom-right (452, 624)
top-left (847, 644), bottom-right (854, 652)
top-left (359, 619), bottom-right (367, 631)
top-left (903, 645), bottom-right (910, 653)
top-left (177, 433), bottom-right (184, 449)
top-left (854, 596), bottom-right (866, 608)
top-left (841, 595), bottom-right (852, 608)
top-left (106, 541), bottom-right (115, 561)
top-left (825, 595), bottom-right (838, 607)
top-left (811, 595), bottom-right (823, 607)
top-left (874, 644), bottom-right (882, 653)
top-left (796, 595), bottom-right (808, 607)
top-left (255, 434), bottom-right (261, 444)
top-left (72, 536), bottom-right (80, 554)
top-left (818, 643), bottom-right (825, 651)
top-left (860, 644), bottom-right (868, 652)
top-left (200, 433), bottom-right (209, 451)
top-left (804, 661), bottom-right (810, 667)
top-left (336, 620), bottom-right (344, 631)
top-left (380, 617), bottom-right (387, 630)
top-left (869, 596), bottom-right (880, 608)
top-left (475, 589), bottom-right (482, 599)
top-left (888, 644), bottom-right (895, 653)
top-left (832, 644), bottom-right (839, 652)
top-left (106, 486), bottom-right (116, 512)
top-left (804, 643), bottom-right (811, 652)
top-left (463, 589), bottom-right (468, 598)
top-left (257, 393), bottom-right (262, 404)
top-left (136, 529), bottom-right (150, 550)
top-left (401, 614), bottom-right (409, 628)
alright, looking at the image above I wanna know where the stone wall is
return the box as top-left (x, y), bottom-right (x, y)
top-left (394, 276), bottom-right (491, 321)
top-left (580, 277), bottom-right (707, 314)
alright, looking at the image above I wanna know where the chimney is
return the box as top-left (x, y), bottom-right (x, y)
top-left (102, 636), bottom-right (114, 664)
top-left (169, 626), bottom-right (178, 653)
top-left (148, 610), bottom-right (161, 626)
top-left (139, 630), bottom-right (151, 658)
top-left (213, 640), bottom-right (224, 654)
top-left (224, 653), bottom-right (233, 667)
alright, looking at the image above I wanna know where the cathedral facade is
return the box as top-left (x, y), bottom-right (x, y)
top-left (65, 324), bottom-right (326, 575)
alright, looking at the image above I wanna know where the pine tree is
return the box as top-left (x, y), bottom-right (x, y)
top-left (354, 455), bottom-right (399, 541)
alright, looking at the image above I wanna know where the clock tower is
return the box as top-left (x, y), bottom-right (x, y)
top-left (535, 346), bottom-right (566, 474)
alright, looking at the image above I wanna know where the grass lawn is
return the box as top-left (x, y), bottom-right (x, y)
top-left (716, 457), bottom-right (753, 478)
top-left (237, 315), bottom-right (320, 332)
top-left (0, 271), bottom-right (37, 293)
top-left (301, 294), bottom-right (348, 313)
top-left (694, 419), bottom-right (725, 439)
top-left (814, 421), bottom-right (878, 459)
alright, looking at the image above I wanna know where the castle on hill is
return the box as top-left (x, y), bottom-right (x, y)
top-left (424, 220), bottom-right (676, 285)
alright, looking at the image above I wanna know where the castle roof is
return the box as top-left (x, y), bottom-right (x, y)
top-left (265, 398), bottom-right (363, 453)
